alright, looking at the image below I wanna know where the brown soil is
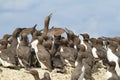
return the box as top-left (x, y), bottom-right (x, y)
top-left (0, 66), bottom-right (107, 80)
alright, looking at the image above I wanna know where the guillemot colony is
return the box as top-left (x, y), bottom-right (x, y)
top-left (0, 14), bottom-right (120, 80)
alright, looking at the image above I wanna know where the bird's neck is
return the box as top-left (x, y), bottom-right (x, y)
top-left (33, 75), bottom-right (40, 80)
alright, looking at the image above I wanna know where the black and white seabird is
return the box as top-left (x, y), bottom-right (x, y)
top-left (106, 61), bottom-right (120, 80)
top-left (106, 40), bottom-right (120, 77)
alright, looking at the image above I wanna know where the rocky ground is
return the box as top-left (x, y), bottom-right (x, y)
top-left (0, 66), bottom-right (107, 80)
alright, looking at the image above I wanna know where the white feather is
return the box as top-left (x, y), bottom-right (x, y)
top-left (82, 66), bottom-right (85, 72)
top-left (17, 37), bottom-right (21, 43)
top-left (60, 47), bottom-right (64, 52)
top-left (115, 62), bottom-right (120, 77)
top-left (17, 37), bottom-right (21, 49)
top-left (65, 59), bottom-right (72, 66)
top-left (92, 47), bottom-right (99, 58)
top-left (79, 35), bottom-right (87, 50)
top-left (75, 61), bottom-right (78, 67)
top-left (0, 58), bottom-right (13, 67)
top-left (107, 48), bottom-right (120, 76)
top-left (106, 70), bottom-right (112, 79)
top-left (107, 48), bottom-right (118, 61)
top-left (40, 61), bottom-right (47, 69)
top-left (74, 45), bottom-right (77, 49)
top-left (78, 66), bottom-right (85, 80)
top-left (31, 40), bottom-right (39, 53)
top-left (81, 40), bottom-right (87, 50)
top-left (18, 57), bottom-right (25, 67)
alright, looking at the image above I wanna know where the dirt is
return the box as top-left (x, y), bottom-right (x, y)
top-left (0, 66), bottom-right (107, 80)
